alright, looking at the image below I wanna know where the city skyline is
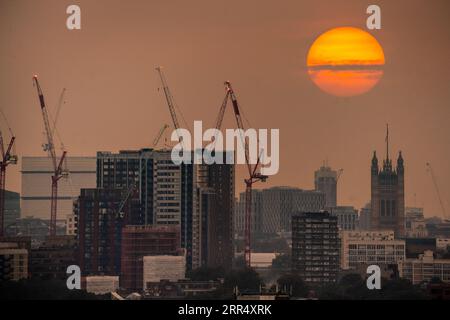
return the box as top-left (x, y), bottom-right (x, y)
top-left (1, 0), bottom-right (450, 218)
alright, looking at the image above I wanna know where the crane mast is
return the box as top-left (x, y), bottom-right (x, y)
top-left (216, 81), bottom-right (268, 268)
top-left (152, 124), bottom-right (170, 148)
top-left (32, 76), bottom-right (67, 237)
top-left (108, 183), bottom-right (138, 271)
top-left (426, 163), bottom-right (448, 220)
top-left (155, 67), bottom-right (181, 131)
top-left (0, 130), bottom-right (17, 238)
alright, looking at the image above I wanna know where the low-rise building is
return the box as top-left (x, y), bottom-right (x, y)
top-left (29, 235), bottom-right (76, 280)
top-left (4, 191), bottom-right (20, 234)
top-left (83, 276), bottom-right (119, 295)
top-left (405, 207), bottom-right (427, 238)
top-left (329, 206), bottom-right (358, 231)
top-left (143, 255), bottom-right (185, 289)
top-left (250, 253), bottom-right (277, 269)
top-left (358, 203), bottom-right (371, 230)
top-left (121, 225), bottom-right (181, 292)
top-left (340, 230), bottom-right (405, 270)
top-left (144, 279), bottom-right (222, 299)
top-left (405, 238), bottom-right (436, 259)
top-left (399, 250), bottom-right (450, 284)
top-left (0, 242), bottom-right (28, 281)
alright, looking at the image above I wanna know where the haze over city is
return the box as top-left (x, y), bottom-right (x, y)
top-left (1, 0), bottom-right (450, 217)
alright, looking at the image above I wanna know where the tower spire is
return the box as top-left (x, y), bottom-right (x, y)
top-left (385, 123), bottom-right (389, 161)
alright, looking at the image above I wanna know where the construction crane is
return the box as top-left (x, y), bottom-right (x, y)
top-left (214, 81), bottom-right (268, 268)
top-left (51, 88), bottom-right (66, 138)
top-left (152, 124), bottom-right (170, 148)
top-left (426, 163), bottom-right (448, 220)
top-left (155, 67), bottom-right (185, 145)
top-left (117, 183), bottom-right (138, 222)
top-left (0, 125), bottom-right (17, 238)
top-left (107, 183), bottom-right (138, 271)
top-left (32, 75), bottom-right (68, 237)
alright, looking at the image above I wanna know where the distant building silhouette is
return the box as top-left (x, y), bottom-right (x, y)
top-left (20, 156), bottom-right (96, 220)
top-left (315, 165), bottom-right (337, 208)
top-left (370, 126), bottom-right (405, 237)
top-left (235, 187), bottom-right (325, 235)
top-left (359, 203), bottom-right (371, 230)
top-left (329, 206), bottom-right (358, 231)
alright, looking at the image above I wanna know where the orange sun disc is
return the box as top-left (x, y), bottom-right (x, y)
top-left (307, 27), bottom-right (385, 97)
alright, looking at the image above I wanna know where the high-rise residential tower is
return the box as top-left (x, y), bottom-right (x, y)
top-left (292, 211), bottom-right (340, 284)
top-left (96, 149), bottom-right (235, 272)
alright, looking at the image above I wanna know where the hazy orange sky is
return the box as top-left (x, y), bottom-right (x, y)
top-left (1, 0), bottom-right (449, 217)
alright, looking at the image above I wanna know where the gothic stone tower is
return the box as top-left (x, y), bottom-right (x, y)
top-left (370, 127), bottom-right (405, 237)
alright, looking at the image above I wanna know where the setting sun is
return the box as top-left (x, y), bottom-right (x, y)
top-left (307, 27), bottom-right (385, 97)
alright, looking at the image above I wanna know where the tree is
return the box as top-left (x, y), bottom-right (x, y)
top-left (317, 273), bottom-right (429, 300)
top-left (277, 273), bottom-right (309, 297)
top-left (0, 277), bottom-right (104, 300)
top-left (187, 266), bottom-right (225, 281)
top-left (272, 254), bottom-right (291, 270)
top-left (224, 268), bottom-right (262, 292)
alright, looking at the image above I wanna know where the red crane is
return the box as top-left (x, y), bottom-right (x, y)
top-left (32, 76), bottom-right (68, 237)
top-left (0, 128), bottom-right (17, 238)
top-left (214, 81), bottom-right (268, 268)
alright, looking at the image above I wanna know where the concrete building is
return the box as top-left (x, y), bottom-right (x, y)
top-left (0, 242), bottom-right (28, 281)
top-left (201, 159), bottom-right (234, 271)
top-left (75, 188), bottom-right (141, 276)
top-left (236, 187), bottom-right (326, 235)
top-left (97, 150), bottom-right (197, 270)
top-left (340, 230), bottom-right (405, 270)
top-left (405, 207), bottom-right (428, 238)
top-left (292, 212), bottom-right (340, 284)
top-left (4, 190), bottom-right (20, 234)
top-left (234, 190), bottom-right (263, 237)
top-left (120, 225), bottom-right (181, 292)
top-left (83, 276), bottom-right (119, 295)
top-left (144, 279), bottom-right (222, 298)
top-left (97, 149), bottom-right (235, 272)
top-left (399, 250), bottom-right (450, 284)
top-left (143, 255), bottom-right (185, 288)
top-left (250, 252), bottom-right (277, 269)
top-left (359, 203), bottom-right (371, 230)
top-left (5, 217), bottom-right (58, 243)
top-left (21, 156), bottom-right (96, 220)
top-left (405, 238), bottom-right (436, 259)
top-left (66, 214), bottom-right (76, 236)
top-left (314, 165), bottom-right (337, 208)
top-left (329, 206), bottom-right (358, 231)
top-left (406, 220), bottom-right (428, 238)
top-left (264, 187), bottom-right (326, 234)
top-left (97, 149), bottom-right (185, 226)
top-left (427, 221), bottom-right (450, 238)
top-left (406, 207), bottom-right (424, 220)
top-left (29, 235), bottom-right (76, 280)
top-left (370, 136), bottom-right (405, 237)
